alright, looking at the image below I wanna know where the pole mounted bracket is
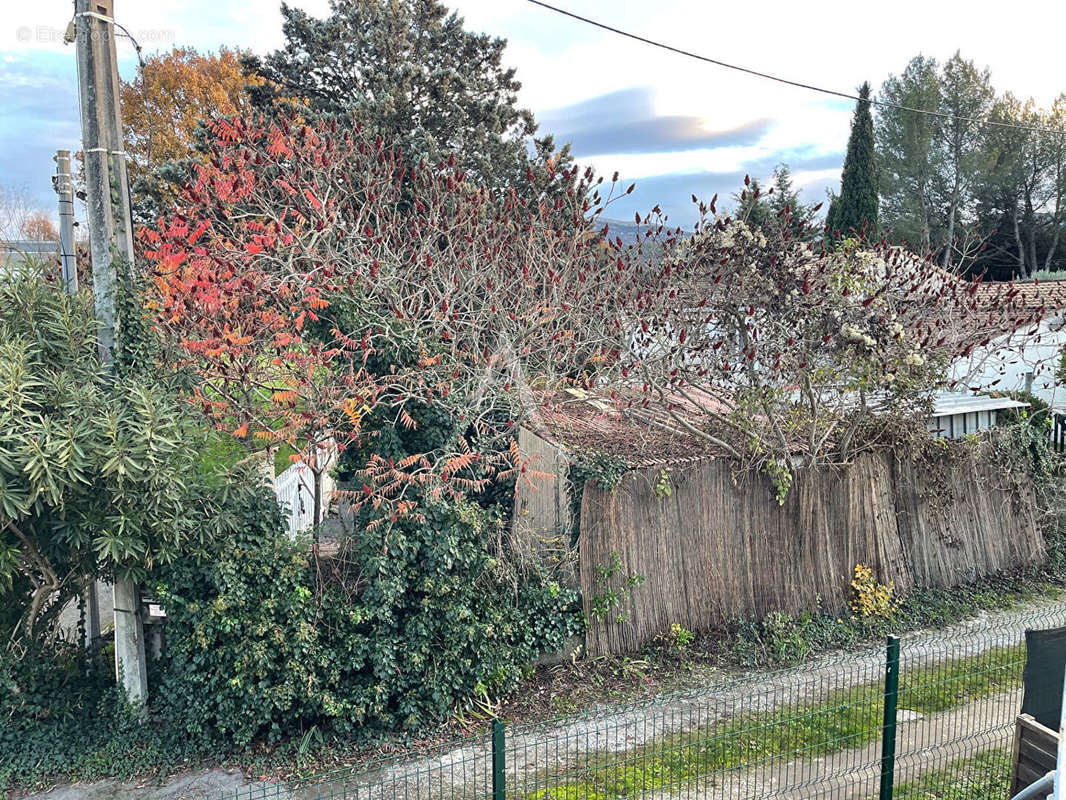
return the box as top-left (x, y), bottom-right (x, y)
top-left (74, 11), bottom-right (117, 25)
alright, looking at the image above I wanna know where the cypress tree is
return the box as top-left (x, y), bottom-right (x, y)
top-left (829, 82), bottom-right (879, 239)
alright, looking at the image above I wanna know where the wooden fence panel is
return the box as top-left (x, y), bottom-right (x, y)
top-left (1010, 713), bottom-right (1058, 796)
top-left (580, 449), bottom-right (1045, 656)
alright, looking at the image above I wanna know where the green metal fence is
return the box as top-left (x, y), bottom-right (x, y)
top-left (222, 601), bottom-right (1066, 799)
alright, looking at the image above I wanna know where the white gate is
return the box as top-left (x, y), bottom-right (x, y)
top-left (273, 442), bottom-right (337, 539)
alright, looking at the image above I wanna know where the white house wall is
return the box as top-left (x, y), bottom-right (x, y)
top-left (949, 314), bottom-right (1066, 410)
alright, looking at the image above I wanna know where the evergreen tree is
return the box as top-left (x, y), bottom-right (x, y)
top-left (732, 177), bottom-right (772, 229)
top-left (829, 82), bottom-right (879, 239)
top-left (877, 53), bottom-right (1064, 276)
top-left (824, 190), bottom-right (839, 234)
top-left (935, 53), bottom-right (994, 269)
top-left (243, 0), bottom-right (569, 195)
top-left (876, 57), bottom-right (941, 253)
top-left (767, 164), bottom-right (817, 240)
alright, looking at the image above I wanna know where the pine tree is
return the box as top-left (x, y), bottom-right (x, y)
top-left (876, 57), bottom-right (941, 254)
top-left (243, 0), bottom-right (568, 195)
top-left (767, 164), bottom-right (817, 240)
top-left (829, 82), bottom-right (879, 239)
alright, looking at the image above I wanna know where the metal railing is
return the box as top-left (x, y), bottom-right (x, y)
top-left (1053, 413), bottom-right (1066, 454)
top-left (221, 601), bottom-right (1066, 800)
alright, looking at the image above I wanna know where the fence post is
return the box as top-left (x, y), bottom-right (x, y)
top-left (1055, 660), bottom-right (1066, 800)
top-left (879, 635), bottom-right (901, 800)
top-left (492, 717), bottom-right (506, 800)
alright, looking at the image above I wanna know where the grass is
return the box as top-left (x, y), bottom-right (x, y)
top-left (273, 442), bottom-right (299, 476)
top-left (194, 430), bottom-right (300, 479)
top-left (892, 748), bottom-right (1011, 799)
top-left (502, 572), bottom-right (1064, 728)
top-left (195, 429), bottom-right (249, 475)
top-left (517, 644), bottom-right (1023, 799)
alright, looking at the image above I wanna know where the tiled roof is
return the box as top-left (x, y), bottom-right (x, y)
top-left (971, 279), bottom-right (1066, 313)
top-left (530, 391), bottom-right (726, 467)
top-left (526, 267), bottom-right (1066, 464)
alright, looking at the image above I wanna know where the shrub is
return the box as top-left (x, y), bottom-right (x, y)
top-left (154, 497), bottom-right (582, 746)
top-left (849, 564), bottom-right (897, 619)
top-left (322, 500), bottom-right (583, 733)
top-left (154, 526), bottom-right (326, 747)
top-left (0, 267), bottom-right (248, 648)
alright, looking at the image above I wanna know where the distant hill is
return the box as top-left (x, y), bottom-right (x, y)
top-left (597, 218), bottom-right (642, 245)
top-left (597, 218), bottom-right (692, 247)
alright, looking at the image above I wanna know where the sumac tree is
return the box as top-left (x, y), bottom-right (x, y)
top-left (143, 113), bottom-right (1047, 515)
top-left (622, 197), bottom-right (1045, 488)
top-left (142, 112), bottom-right (634, 521)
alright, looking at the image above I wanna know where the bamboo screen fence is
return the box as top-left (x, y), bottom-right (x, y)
top-left (578, 448), bottom-right (1044, 656)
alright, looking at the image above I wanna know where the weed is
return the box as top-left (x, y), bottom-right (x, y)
top-left (665, 623), bottom-right (695, 651)
top-left (850, 564), bottom-right (897, 619)
top-left (589, 552), bottom-right (645, 623)
top-left (654, 469), bottom-right (673, 501)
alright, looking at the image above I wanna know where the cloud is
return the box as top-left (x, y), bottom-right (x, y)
top-left (584, 157), bottom-right (842, 228)
top-left (593, 170), bottom-right (754, 228)
top-left (0, 51), bottom-right (81, 211)
top-left (539, 87), bottom-right (773, 156)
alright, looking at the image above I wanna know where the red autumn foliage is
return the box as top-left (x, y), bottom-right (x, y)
top-left (141, 112), bottom-right (634, 520)
top-left (141, 111), bottom-right (1051, 515)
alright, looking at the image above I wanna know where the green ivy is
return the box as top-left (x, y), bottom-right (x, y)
top-left (152, 497), bottom-right (582, 748)
top-left (567, 452), bottom-right (631, 545)
top-left (0, 639), bottom-right (202, 791)
top-left (588, 552), bottom-right (645, 624)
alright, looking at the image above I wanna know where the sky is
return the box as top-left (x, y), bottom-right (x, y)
top-left (2, 0), bottom-right (1065, 227)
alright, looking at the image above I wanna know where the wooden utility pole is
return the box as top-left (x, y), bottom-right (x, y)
top-left (74, 0), bottom-right (147, 705)
top-left (53, 150), bottom-right (78, 293)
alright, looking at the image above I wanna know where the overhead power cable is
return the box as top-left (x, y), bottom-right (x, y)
top-left (526, 0), bottom-right (1066, 137)
top-left (69, 11), bottom-right (155, 169)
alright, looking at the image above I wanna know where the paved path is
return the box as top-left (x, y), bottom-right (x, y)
top-left (21, 769), bottom-right (287, 800)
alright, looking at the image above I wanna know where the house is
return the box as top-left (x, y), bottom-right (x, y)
top-left (926, 392), bottom-right (1029, 439)
top-left (1, 239), bottom-right (59, 271)
top-left (948, 278), bottom-right (1066, 410)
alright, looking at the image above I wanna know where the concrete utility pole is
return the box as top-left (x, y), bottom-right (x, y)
top-left (74, 0), bottom-right (147, 705)
top-left (53, 150), bottom-right (78, 293)
top-left (54, 149), bottom-right (98, 647)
